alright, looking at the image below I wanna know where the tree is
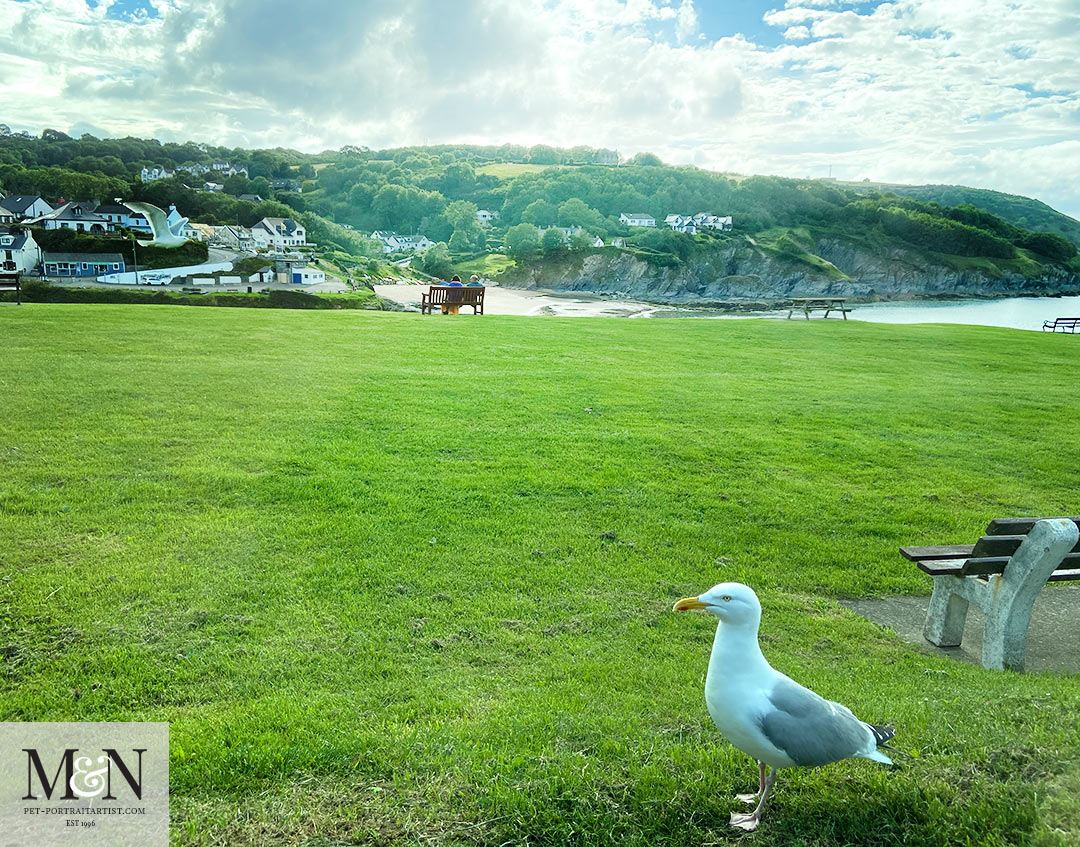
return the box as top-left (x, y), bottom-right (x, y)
top-left (443, 199), bottom-right (479, 231)
top-left (419, 243), bottom-right (453, 279)
top-left (541, 227), bottom-right (567, 256)
top-left (558, 197), bottom-right (607, 231)
top-left (448, 229), bottom-right (474, 253)
top-left (505, 223), bottom-right (541, 259)
top-left (630, 152), bottom-right (663, 166)
top-left (521, 198), bottom-right (558, 226)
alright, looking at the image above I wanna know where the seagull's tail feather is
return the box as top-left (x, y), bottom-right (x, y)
top-left (866, 723), bottom-right (895, 747)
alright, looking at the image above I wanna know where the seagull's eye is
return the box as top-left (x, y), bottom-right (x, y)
top-left (721, 595), bottom-right (732, 602)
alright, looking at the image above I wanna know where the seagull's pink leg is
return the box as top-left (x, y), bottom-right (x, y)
top-left (730, 767), bottom-right (777, 831)
top-left (735, 761), bottom-right (767, 804)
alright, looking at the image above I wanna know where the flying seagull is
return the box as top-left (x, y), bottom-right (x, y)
top-left (674, 582), bottom-right (894, 831)
top-left (123, 201), bottom-right (189, 248)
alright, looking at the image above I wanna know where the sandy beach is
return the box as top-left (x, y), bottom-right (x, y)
top-left (374, 282), bottom-right (677, 317)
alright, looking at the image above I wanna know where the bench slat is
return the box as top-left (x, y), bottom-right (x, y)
top-left (961, 551), bottom-right (1080, 576)
top-left (1049, 569), bottom-right (1080, 582)
top-left (985, 516), bottom-right (1080, 536)
top-left (915, 558), bottom-right (967, 576)
top-left (900, 544), bottom-right (974, 561)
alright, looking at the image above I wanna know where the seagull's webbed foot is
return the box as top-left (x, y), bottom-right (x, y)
top-left (729, 810), bottom-right (763, 831)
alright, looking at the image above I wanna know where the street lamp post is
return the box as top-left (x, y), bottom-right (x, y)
top-left (115, 197), bottom-right (139, 284)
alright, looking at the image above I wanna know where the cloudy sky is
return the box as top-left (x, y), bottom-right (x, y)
top-left (3, 0), bottom-right (1079, 216)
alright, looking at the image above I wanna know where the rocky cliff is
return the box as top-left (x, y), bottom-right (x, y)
top-left (499, 236), bottom-right (1080, 306)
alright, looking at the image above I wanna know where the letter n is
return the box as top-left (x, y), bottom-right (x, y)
top-left (103, 749), bottom-right (145, 800)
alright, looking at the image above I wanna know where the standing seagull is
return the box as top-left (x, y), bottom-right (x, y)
top-left (673, 582), bottom-right (894, 831)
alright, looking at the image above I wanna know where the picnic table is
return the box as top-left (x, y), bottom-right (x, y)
top-left (787, 297), bottom-right (850, 320)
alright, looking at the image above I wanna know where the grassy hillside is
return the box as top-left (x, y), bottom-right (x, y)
top-left (851, 183), bottom-right (1080, 248)
top-left (2, 305), bottom-right (1078, 845)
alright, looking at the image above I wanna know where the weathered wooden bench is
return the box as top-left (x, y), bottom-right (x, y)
top-left (421, 285), bottom-right (485, 315)
top-left (901, 517), bottom-right (1080, 670)
top-left (0, 272), bottom-right (20, 305)
top-left (1042, 317), bottom-right (1079, 333)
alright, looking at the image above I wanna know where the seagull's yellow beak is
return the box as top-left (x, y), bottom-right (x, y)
top-left (673, 596), bottom-right (709, 611)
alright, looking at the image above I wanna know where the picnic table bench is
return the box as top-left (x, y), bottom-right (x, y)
top-left (901, 516), bottom-right (1080, 670)
top-left (421, 285), bottom-right (485, 315)
top-left (1042, 317), bottom-right (1079, 333)
top-left (787, 297), bottom-right (850, 320)
top-left (0, 272), bottom-right (20, 305)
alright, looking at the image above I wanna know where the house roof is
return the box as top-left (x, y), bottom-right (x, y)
top-left (37, 202), bottom-right (110, 223)
top-left (255, 217), bottom-right (302, 235)
top-left (621, 212), bottom-right (654, 219)
top-left (0, 195), bottom-right (51, 215)
top-left (0, 227), bottom-right (31, 250)
top-left (42, 252), bottom-right (125, 263)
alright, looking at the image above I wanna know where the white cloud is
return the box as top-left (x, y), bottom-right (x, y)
top-left (0, 0), bottom-right (1078, 217)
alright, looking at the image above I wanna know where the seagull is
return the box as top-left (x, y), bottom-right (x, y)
top-left (673, 582), bottom-right (894, 831)
top-left (123, 201), bottom-right (189, 248)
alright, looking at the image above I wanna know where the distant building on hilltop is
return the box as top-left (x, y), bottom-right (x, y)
top-left (619, 212), bottom-right (656, 227)
top-left (140, 166), bottom-right (175, 183)
top-left (476, 209), bottom-right (500, 225)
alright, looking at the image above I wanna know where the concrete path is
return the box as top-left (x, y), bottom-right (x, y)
top-left (842, 586), bottom-right (1080, 673)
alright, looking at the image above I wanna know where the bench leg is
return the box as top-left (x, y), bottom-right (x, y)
top-left (924, 578), bottom-right (970, 647)
top-left (980, 518), bottom-right (1079, 671)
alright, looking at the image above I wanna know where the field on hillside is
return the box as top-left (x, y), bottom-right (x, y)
top-left (475, 162), bottom-right (560, 178)
top-left (1, 305), bottom-right (1078, 846)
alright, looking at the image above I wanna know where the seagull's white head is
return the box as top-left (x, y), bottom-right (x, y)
top-left (673, 582), bottom-right (761, 627)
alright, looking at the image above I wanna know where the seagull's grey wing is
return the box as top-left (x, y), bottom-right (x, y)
top-left (169, 216), bottom-right (189, 237)
top-left (758, 678), bottom-right (870, 767)
top-left (124, 202), bottom-right (169, 240)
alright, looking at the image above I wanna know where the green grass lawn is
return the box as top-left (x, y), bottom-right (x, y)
top-left (1, 305), bottom-right (1078, 846)
top-left (452, 253), bottom-right (515, 278)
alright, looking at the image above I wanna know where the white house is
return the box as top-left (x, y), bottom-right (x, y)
top-left (0, 227), bottom-right (42, 273)
top-left (215, 225), bottom-right (255, 250)
top-left (177, 163), bottom-right (210, 177)
top-left (31, 202), bottom-right (110, 233)
top-left (202, 182), bottom-right (224, 193)
top-left (95, 203), bottom-right (152, 234)
top-left (476, 209), bottom-right (500, 225)
top-left (251, 217), bottom-right (307, 249)
top-left (290, 267), bottom-right (325, 285)
top-left (0, 195), bottom-right (53, 223)
top-left (665, 214), bottom-right (697, 234)
top-left (691, 213), bottom-right (733, 231)
top-left (371, 231), bottom-right (434, 253)
top-left (592, 236), bottom-right (605, 248)
top-left (619, 212), bottom-right (656, 227)
top-left (211, 161), bottom-right (248, 177)
top-left (140, 166), bottom-right (175, 182)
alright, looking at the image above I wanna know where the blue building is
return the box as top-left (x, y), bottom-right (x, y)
top-left (42, 252), bottom-right (126, 278)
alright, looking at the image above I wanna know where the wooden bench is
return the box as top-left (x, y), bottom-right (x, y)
top-left (421, 285), bottom-right (485, 315)
top-left (901, 517), bottom-right (1080, 670)
top-left (786, 297), bottom-right (850, 320)
top-left (1042, 317), bottom-right (1079, 333)
top-left (0, 273), bottom-right (20, 305)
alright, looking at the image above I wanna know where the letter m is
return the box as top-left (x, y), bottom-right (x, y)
top-left (23, 749), bottom-right (77, 800)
